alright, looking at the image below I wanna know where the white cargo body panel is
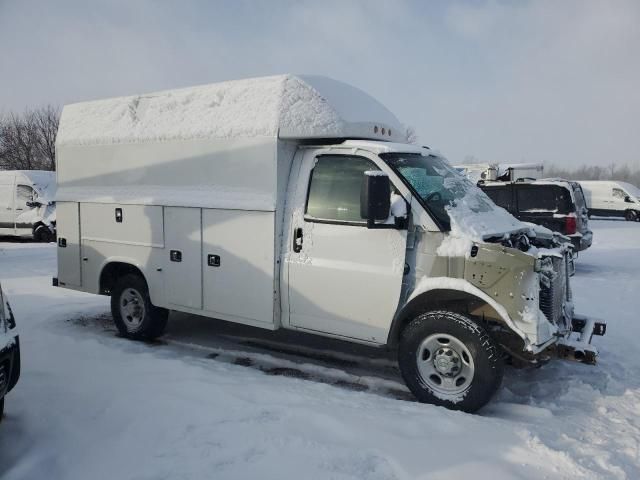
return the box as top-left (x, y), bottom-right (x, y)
top-left (202, 209), bottom-right (275, 325)
top-left (81, 204), bottom-right (164, 247)
top-left (56, 202), bottom-right (81, 287)
top-left (164, 207), bottom-right (202, 310)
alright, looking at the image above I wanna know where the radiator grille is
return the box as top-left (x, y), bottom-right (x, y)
top-left (539, 253), bottom-right (569, 327)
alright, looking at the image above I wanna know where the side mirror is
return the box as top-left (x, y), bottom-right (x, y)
top-left (625, 196), bottom-right (633, 203)
top-left (26, 201), bottom-right (40, 208)
top-left (361, 171), bottom-right (391, 228)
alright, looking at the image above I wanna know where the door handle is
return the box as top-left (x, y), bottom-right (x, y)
top-left (293, 227), bottom-right (303, 253)
top-left (207, 254), bottom-right (221, 267)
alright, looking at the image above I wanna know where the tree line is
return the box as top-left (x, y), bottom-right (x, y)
top-left (1, 106), bottom-right (639, 187)
top-left (0, 105), bottom-right (59, 171)
top-left (545, 163), bottom-right (640, 186)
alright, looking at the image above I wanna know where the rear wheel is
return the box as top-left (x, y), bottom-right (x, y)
top-left (398, 311), bottom-right (503, 413)
top-left (111, 274), bottom-right (168, 340)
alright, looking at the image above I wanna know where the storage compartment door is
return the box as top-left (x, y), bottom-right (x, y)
top-left (164, 207), bottom-right (202, 309)
top-left (57, 202), bottom-right (81, 287)
top-left (202, 209), bottom-right (275, 325)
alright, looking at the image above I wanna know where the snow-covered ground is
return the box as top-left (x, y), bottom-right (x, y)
top-left (0, 220), bottom-right (638, 479)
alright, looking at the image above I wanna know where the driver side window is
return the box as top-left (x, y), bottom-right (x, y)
top-left (305, 155), bottom-right (379, 223)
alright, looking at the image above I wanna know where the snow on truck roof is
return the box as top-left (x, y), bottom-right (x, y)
top-left (56, 75), bottom-right (405, 146)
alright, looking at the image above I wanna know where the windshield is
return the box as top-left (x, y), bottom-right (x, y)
top-left (621, 182), bottom-right (640, 200)
top-left (381, 152), bottom-right (526, 239)
top-left (381, 153), bottom-right (494, 228)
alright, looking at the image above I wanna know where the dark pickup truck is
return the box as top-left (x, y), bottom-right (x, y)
top-left (479, 179), bottom-right (593, 252)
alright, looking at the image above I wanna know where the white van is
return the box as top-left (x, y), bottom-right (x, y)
top-left (578, 180), bottom-right (640, 221)
top-left (0, 170), bottom-right (56, 241)
top-left (54, 75), bottom-right (605, 412)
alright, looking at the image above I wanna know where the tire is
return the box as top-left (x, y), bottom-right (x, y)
top-left (398, 311), bottom-right (503, 413)
top-left (625, 210), bottom-right (638, 222)
top-left (111, 274), bottom-right (168, 340)
top-left (33, 224), bottom-right (54, 243)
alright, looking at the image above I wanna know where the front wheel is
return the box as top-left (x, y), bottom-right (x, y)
top-left (625, 210), bottom-right (639, 222)
top-left (33, 224), bottom-right (54, 243)
top-left (398, 311), bottom-right (503, 413)
top-left (111, 274), bottom-right (168, 340)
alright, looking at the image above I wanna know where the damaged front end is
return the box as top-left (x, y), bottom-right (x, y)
top-left (534, 245), bottom-right (606, 364)
top-left (470, 228), bottom-right (606, 365)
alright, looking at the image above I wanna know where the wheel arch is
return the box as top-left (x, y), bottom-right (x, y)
top-left (98, 259), bottom-right (148, 296)
top-left (387, 277), bottom-right (524, 347)
top-left (625, 208), bottom-right (639, 221)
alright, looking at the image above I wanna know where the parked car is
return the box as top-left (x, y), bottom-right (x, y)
top-left (578, 180), bottom-right (640, 221)
top-left (479, 179), bottom-right (593, 253)
top-left (0, 283), bottom-right (20, 421)
top-left (53, 74), bottom-right (605, 412)
top-left (0, 170), bottom-right (57, 241)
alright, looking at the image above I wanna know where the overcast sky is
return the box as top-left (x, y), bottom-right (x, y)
top-left (1, 0), bottom-right (638, 168)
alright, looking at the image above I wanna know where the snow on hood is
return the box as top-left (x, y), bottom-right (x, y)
top-left (437, 188), bottom-right (528, 257)
top-left (447, 191), bottom-right (527, 241)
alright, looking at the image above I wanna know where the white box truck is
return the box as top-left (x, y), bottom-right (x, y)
top-left (54, 75), bottom-right (605, 412)
top-left (578, 180), bottom-right (640, 221)
top-left (0, 170), bottom-right (56, 241)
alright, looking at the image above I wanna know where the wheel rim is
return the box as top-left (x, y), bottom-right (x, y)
top-left (416, 333), bottom-right (475, 397)
top-left (119, 288), bottom-right (145, 332)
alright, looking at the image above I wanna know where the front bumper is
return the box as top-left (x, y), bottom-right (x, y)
top-left (553, 314), bottom-right (606, 364)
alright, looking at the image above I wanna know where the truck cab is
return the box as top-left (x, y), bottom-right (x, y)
top-left (53, 74), bottom-right (606, 412)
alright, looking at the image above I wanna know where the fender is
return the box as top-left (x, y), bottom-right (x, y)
top-left (387, 276), bottom-right (526, 345)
